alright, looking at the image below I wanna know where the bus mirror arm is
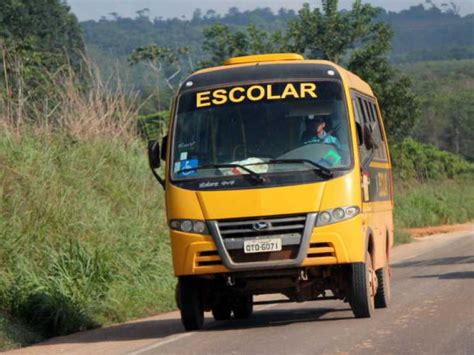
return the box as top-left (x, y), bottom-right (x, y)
top-left (361, 149), bottom-right (375, 172)
top-left (161, 135), bottom-right (168, 161)
top-left (148, 140), bottom-right (166, 189)
top-left (151, 168), bottom-right (166, 189)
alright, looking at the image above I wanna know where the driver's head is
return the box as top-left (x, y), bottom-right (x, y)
top-left (307, 114), bottom-right (328, 134)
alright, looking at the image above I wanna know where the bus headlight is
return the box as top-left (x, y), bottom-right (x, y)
top-left (318, 211), bottom-right (332, 225)
top-left (332, 208), bottom-right (345, 220)
top-left (193, 221), bottom-right (207, 234)
top-left (316, 206), bottom-right (360, 227)
top-left (170, 219), bottom-right (209, 235)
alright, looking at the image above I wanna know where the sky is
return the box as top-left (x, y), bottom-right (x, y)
top-left (67, 0), bottom-right (474, 21)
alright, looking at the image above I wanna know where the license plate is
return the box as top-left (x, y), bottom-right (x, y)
top-left (243, 238), bottom-right (282, 254)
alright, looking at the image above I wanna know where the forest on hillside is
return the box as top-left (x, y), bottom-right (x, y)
top-left (81, 2), bottom-right (474, 94)
top-left (82, 3), bottom-right (474, 64)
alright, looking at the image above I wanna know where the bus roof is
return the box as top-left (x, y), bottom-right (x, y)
top-left (185, 54), bottom-right (374, 97)
top-left (224, 53), bottom-right (304, 65)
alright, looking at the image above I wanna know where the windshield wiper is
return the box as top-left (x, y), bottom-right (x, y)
top-left (268, 159), bottom-right (333, 179)
top-left (175, 163), bottom-right (265, 183)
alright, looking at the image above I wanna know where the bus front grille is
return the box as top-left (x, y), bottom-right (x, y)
top-left (215, 214), bottom-right (307, 263)
top-left (216, 214), bottom-right (306, 239)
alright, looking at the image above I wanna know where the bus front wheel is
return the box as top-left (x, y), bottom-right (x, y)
top-left (349, 251), bottom-right (375, 318)
top-left (178, 276), bottom-right (204, 331)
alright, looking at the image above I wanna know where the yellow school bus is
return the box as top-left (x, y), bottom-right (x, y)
top-left (148, 53), bottom-right (394, 330)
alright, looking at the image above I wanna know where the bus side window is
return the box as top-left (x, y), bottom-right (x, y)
top-left (357, 97), bottom-right (368, 125)
top-left (363, 100), bottom-right (374, 123)
top-left (370, 102), bottom-right (388, 161)
top-left (352, 96), bottom-right (363, 143)
top-left (358, 97), bottom-right (377, 153)
top-left (368, 103), bottom-right (378, 126)
top-left (352, 95), bottom-right (370, 165)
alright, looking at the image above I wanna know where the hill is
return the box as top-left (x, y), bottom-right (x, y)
top-left (399, 59), bottom-right (474, 160)
top-left (81, 4), bottom-right (474, 65)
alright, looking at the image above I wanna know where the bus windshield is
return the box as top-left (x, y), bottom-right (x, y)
top-left (171, 80), bottom-right (352, 185)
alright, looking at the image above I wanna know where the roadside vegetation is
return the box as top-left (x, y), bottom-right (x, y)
top-left (395, 177), bottom-right (474, 230)
top-left (0, 129), bottom-right (175, 349)
top-left (1, 0), bottom-right (473, 350)
top-left (0, 53), bottom-right (175, 346)
top-left (391, 139), bottom-right (474, 243)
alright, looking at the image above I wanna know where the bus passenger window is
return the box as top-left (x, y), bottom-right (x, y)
top-left (352, 96), bottom-right (370, 165)
top-left (370, 102), bottom-right (388, 161)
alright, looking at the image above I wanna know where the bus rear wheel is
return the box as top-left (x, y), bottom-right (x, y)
top-left (375, 262), bottom-right (391, 308)
top-left (349, 251), bottom-right (375, 318)
top-left (232, 295), bottom-right (253, 319)
top-left (178, 276), bottom-right (204, 331)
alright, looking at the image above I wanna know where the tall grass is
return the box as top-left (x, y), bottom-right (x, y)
top-left (0, 57), bottom-right (139, 140)
top-left (394, 176), bottom-right (474, 230)
top-left (0, 131), bottom-right (175, 347)
top-left (0, 62), bottom-right (174, 348)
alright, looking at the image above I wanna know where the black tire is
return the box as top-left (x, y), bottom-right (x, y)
top-left (175, 283), bottom-right (181, 309)
top-left (349, 251), bottom-right (375, 318)
top-left (375, 263), bottom-right (391, 308)
top-left (178, 277), bottom-right (204, 331)
top-left (232, 295), bottom-right (253, 319)
top-left (212, 296), bottom-right (232, 321)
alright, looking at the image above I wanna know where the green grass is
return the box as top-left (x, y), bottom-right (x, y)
top-left (0, 130), bottom-right (175, 347)
top-left (0, 130), bottom-right (472, 348)
top-left (394, 177), bottom-right (474, 231)
top-left (0, 312), bottom-right (42, 350)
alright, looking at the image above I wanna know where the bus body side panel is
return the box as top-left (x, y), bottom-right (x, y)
top-left (343, 86), bottom-right (394, 271)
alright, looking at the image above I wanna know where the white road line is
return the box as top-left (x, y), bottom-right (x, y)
top-left (128, 332), bottom-right (195, 355)
top-left (127, 303), bottom-right (278, 354)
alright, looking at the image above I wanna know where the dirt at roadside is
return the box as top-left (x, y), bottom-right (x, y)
top-left (406, 223), bottom-right (474, 238)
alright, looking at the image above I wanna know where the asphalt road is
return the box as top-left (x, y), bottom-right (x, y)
top-left (10, 229), bottom-right (473, 355)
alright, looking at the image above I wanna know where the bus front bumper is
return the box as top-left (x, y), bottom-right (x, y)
top-left (170, 215), bottom-right (365, 276)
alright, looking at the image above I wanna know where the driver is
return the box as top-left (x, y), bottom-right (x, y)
top-left (302, 114), bottom-right (343, 151)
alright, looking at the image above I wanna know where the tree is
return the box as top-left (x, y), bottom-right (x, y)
top-left (200, 24), bottom-right (247, 67)
top-left (200, 0), bottom-right (420, 141)
top-left (0, 0), bottom-right (85, 123)
top-left (0, 0), bottom-right (83, 61)
top-left (128, 45), bottom-right (193, 90)
top-left (200, 24), bottom-right (282, 67)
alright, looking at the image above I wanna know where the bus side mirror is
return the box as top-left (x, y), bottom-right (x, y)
top-left (148, 140), bottom-right (161, 169)
top-left (161, 135), bottom-right (168, 161)
top-left (363, 125), bottom-right (375, 150)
